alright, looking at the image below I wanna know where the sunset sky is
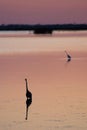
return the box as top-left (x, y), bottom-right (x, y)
top-left (0, 0), bottom-right (87, 24)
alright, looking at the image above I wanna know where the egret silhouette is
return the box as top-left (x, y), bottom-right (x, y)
top-left (65, 51), bottom-right (71, 62)
top-left (25, 78), bottom-right (32, 99)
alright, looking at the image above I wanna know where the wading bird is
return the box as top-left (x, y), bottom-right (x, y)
top-left (65, 51), bottom-right (71, 62)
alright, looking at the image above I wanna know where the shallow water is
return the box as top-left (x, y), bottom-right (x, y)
top-left (0, 31), bottom-right (87, 130)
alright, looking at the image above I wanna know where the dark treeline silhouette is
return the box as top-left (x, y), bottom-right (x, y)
top-left (0, 24), bottom-right (87, 34)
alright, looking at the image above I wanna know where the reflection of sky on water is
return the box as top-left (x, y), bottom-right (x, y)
top-left (0, 31), bottom-right (87, 130)
top-left (0, 52), bottom-right (87, 130)
top-left (0, 31), bottom-right (87, 54)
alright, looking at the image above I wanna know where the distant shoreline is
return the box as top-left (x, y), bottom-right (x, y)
top-left (0, 24), bottom-right (87, 34)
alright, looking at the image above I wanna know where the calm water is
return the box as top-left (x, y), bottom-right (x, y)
top-left (0, 31), bottom-right (87, 130)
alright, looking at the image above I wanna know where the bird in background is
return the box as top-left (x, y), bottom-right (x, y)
top-left (65, 50), bottom-right (71, 62)
top-left (25, 78), bottom-right (32, 100)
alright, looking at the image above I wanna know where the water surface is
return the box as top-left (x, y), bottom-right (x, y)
top-left (0, 31), bottom-right (87, 130)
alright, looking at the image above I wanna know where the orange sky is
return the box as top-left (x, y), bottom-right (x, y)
top-left (0, 0), bottom-right (87, 24)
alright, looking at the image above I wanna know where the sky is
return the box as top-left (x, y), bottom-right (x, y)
top-left (0, 0), bottom-right (87, 24)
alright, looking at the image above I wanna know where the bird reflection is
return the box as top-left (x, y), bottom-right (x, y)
top-left (25, 98), bottom-right (32, 120)
top-left (65, 50), bottom-right (71, 62)
top-left (25, 78), bottom-right (32, 120)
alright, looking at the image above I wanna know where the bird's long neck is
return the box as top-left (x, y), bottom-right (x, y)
top-left (25, 80), bottom-right (28, 92)
top-left (65, 51), bottom-right (68, 56)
